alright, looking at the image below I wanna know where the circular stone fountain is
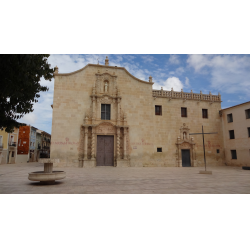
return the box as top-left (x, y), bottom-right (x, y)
top-left (28, 159), bottom-right (66, 184)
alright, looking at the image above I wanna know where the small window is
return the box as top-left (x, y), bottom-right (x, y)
top-left (12, 151), bottom-right (14, 157)
top-left (101, 104), bottom-right (111, 120)
top-left (157, 147), bottom-right (162, 152)
top-left (227, 113), bottom-right (233, 123)
top-left (229, 130), bottom-right (235, 139)
top-left (248, 127), bottom-right (250, 137)
top-left (181, 107), bottom-right (187, 117)
top-left (217, 149), bottom-right (220, 153)
top-left (245, 109), bottom-right (250, 119)
top-left (202, 109), bottom-right (208, 118)
top-left (155, 105), bottom-right (162, 116)
top-left (231, 150), bottom-right (237, 159)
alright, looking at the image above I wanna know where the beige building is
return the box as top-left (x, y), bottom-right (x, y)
top-left (0, 127), bottom-right (19, 164)
top-left (220, 101), bottom-right (250, 166)
top-left (51, 57), bottom-right (224, 168)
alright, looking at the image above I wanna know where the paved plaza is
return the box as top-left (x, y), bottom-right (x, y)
top-left (0, 162), bottom-right (250, 194)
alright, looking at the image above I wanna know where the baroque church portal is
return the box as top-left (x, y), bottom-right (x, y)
top-left (51, 57), bottom-right (224, 168)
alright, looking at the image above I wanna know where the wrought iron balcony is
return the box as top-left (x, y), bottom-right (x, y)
top-left (9, 142), bottom-right (17, 147)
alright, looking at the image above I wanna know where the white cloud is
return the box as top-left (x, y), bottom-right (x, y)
top-left (169, 55), bottom-right (180, 64)
top-left (187, 54), bottom-right (250, 96)
top-left (141, 55), bottom-right (155, 63)
top-left (161, 77), bottom-right (184, 91)
top-left (185, 77), bottom-right (190, 87)
top-left (176, 67), bottom-right (185, 75)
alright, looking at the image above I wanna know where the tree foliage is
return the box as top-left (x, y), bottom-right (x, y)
top-left (0, 54), bottom-right (55, 133)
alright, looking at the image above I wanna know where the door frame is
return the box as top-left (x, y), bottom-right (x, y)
top-left (181, 149), bottom-right (191, 167)
top-left (96, 135), bottom-right (115, 166)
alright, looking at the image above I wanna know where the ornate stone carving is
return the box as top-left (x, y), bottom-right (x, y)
top-left (98, 96), bottom-right (113, 104)
top-left (180, 142), bottom-right (191, 149)
top-left (85, 108), bottom-right (92, 119)
top-left (96, 122), bottom-right (116, 134)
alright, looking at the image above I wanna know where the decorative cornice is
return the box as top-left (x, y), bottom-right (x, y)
top-left (54, 64), bottom-right (153, 85)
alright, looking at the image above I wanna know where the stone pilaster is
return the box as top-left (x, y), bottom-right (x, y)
top-left (117, 98), bottom-right (121, 125)
top-left (117, 127), bottom-right (120, 159)
top-left (91, 127), bottom-right (95, 159)
top-left (124, 128), bottom-right (127, 159)
top-left (84, 127), bottom-right (88, 160)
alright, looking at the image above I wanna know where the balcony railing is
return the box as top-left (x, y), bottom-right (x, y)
top-left (9, 142), bottom-right (17, 147)
top-left (43, 146), bottom-right (50, 150)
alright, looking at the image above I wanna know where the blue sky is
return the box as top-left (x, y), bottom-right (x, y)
top-left (18, 54), bottom-right (250, 134)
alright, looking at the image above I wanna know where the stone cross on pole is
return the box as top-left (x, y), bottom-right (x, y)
top-left (189, 125), bottom-right (217, 173)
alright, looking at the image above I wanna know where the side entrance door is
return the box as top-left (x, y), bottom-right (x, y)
top-left (96, 135), bottom-right (114, 166)
top-left (182, 149), bottom-right (191, 167)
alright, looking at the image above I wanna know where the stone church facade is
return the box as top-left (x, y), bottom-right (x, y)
top-left (51, 57), bottom-right (224, 168)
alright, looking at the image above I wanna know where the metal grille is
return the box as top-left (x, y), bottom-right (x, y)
top-left (227, 113), bottom-right (233, 123)
top-left (155, 105), bottom-right (162, 115)
top-left (231, 150), bottom-right (237, 159)
top-left (202, 109), bottom-right (208, 118)
top-left (101, 104), bottom-right (111, 120)
top-left (181, 107), bottom-right (187, 117)
top-left (229, 130), bottom-right (235, 139)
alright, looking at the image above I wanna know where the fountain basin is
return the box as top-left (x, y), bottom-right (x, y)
top-left (28, 171), bottom-right (66, 182)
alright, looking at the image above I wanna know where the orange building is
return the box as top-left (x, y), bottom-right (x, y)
top-left (17, 125), bottom-right (30, 163)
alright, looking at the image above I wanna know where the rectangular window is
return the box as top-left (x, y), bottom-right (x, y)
top-left (202, 109), bottom-right (208, 118)
top-left (12, 151), bottom-right (14, 157)
top-left (227, 113), bottom-right (233, 123)
top-left (231, 150), bottom-right (237, 159)
top-left (101, 104), bottom-right (111, 120)
top-left (157, 147), bottom-right (162, 152)
top-left (217, 149), bottom-right (220, 153)
top-left (246, 109), bottom-right (250, 119)
top-left (248, 127), bottom-right (250, 137)
top-left (229, 130), bottom-right (235, 139)
top-left (181, 107), bottom-right (187, 117)
top-left (155, 105), bottom-right (162, 116)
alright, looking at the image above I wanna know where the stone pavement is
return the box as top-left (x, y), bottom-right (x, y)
top-left (0, 162), bottom-right (250, 194)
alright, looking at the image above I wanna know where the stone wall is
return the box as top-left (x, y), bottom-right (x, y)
top-left (51, 63), bottom-right (224, 168)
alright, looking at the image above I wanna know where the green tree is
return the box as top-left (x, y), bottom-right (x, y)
top-left (0, 54), bottom-right (55, 133)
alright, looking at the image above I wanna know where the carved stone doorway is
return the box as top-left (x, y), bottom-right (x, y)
top-left (181, 149), bottom-right (191, 167)
top-left (96, 135), bottom-right (114, 166)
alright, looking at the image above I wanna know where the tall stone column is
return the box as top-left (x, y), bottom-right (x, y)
top-left (124, 128), bottom-right (127, 160)
top-left (117, 98), bottom-right (121, 125)
top-left (84, 127), bottom-right (88, 160)
top-left (92, 96), bottom-right (96, 122)
top-left (91, 127), bottom-right (95, 159)
top-left (117, 127), bottom-right (120, 160)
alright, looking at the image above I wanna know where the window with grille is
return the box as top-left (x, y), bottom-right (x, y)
top-left (202, 109), bottom-right (208, 118)
top-left (229, 130), bottom-right (235, 139)
top-left (157, 147), bottom-right (162, 152)
top-left (101, 104), bottom-right (111, 120)
top-left (231, 150), bottom-right (237, 159)
top-left (227, 113), bottom-right (233, 123)
top-left (155, 105), bottom-right (162, 116)
top-left (181, 107), bottom-right (187, 117)
top-left (245, 109), bottom-right (250, 119)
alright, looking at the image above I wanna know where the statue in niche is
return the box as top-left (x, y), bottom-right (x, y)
top-left (183, 132), bottom-right (186, 140)
top-left (104, 81), bottom-right (108, 93)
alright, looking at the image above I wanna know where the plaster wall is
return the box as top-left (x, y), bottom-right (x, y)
top-left (221, 102), bottom-right (250, 166)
